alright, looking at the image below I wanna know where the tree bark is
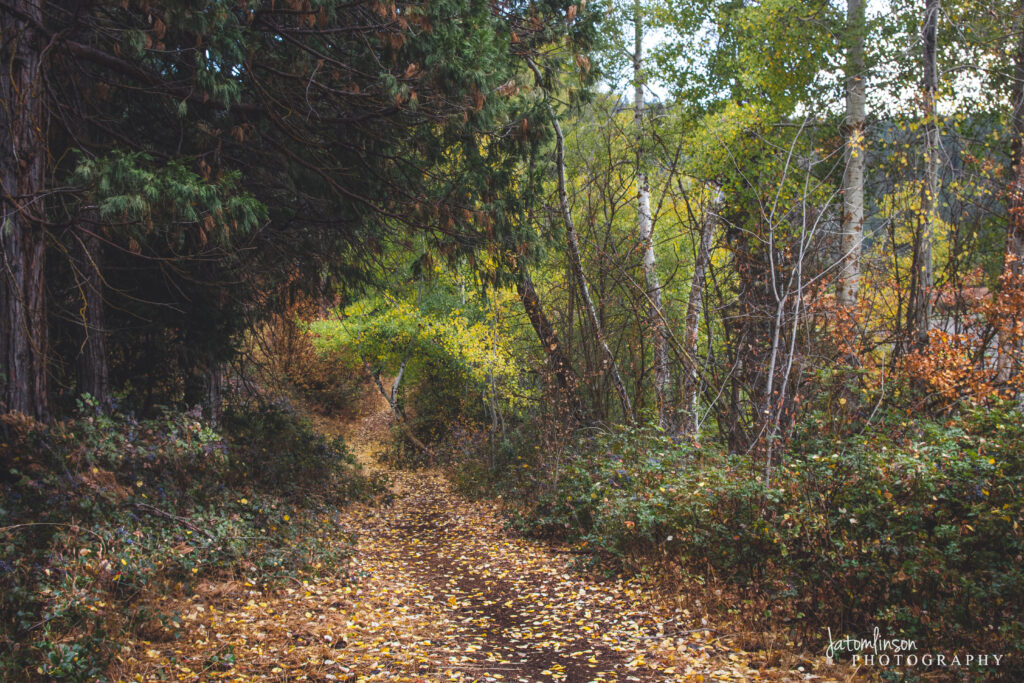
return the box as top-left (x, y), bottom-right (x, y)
top-left (998, 1), bottom-right (1024, 400)
top-left (1, 0), bottom-right (49, 420)
top-left (204, 364), bottom-right (223, 425)
top-left (553, 112), bottom-right (634, 423)
top-left (838, 0), bottom-right (867, 307)
top-left (910, 0), bottom-right (939, 344)
top-left (362, 360), bottom-right (436, 460)
top-left (634, 4), bottom-right (672, 430)
top-left (680, 188), bottom-right (720, 436)
top-left (514, 261), bottom-right (585, 423)
top-left (1007, 0), bottom-right (1024, 276)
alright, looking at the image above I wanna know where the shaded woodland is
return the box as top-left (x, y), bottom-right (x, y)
top-left (3, 0), bottom-right (1024, 679)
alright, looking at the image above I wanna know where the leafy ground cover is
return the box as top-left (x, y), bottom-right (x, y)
top-left (0, 396), bottom-right (380, 680)
top-left (113, 398), bottom-right (834, 682)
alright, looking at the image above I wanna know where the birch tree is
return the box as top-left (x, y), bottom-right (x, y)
top-left (632, 2), bottom-right (673, 430)
top-left (679, 187), bottom-right (720, 436)
top-left (838, 0), bottom-right (868, 308)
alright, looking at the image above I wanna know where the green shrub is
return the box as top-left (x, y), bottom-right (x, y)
top-left (517, 409), bottom-right (1024, 672)
top-left (220, 397), bottom-right (382, 501)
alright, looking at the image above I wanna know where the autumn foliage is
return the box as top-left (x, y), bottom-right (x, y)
top-left (906, 270), bottom-right (1024, 407)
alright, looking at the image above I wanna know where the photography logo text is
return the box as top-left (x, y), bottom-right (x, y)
top-left (825, 627), bottom-right (1005, 670)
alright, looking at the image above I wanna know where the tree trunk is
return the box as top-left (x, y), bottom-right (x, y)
top-left (1007, 0), bottom-right (1024, 276)
top-left (998, 2), bottom-right (1024, 400)
top-left (838, 0), bottom-right (867, 307)
top-left (514, 261), bottom-right (585, 422)
top-left (634, 5), bottom-right (672, 430)
top-left (910, 0), bottom-right (939, 344)
top-left (526, 57), bottom-right (634, 423)
top-left (1, 0), bottom-right (49, 420)
top-left (680, 188), bottom-right (720, 437)
top-left (553, 112), bottom-right (634, 423)
top-left (74, 227), bottom-right (110, 408)
top-left (204, 364), bottom-right (223, 425)
top-left (362, 360), bottom-right (436, 460)
top-left (318, 269), bottom-right (330, 318)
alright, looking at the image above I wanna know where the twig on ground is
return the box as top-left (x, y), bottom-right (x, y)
top-left (127, 502), bottom-right (215, 539)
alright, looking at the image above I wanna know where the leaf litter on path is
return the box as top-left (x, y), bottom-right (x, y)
top-left (117, 401), bottom-right (836, 682)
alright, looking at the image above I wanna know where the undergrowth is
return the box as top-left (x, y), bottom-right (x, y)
top-left (497, 404), bottom-right (1024, 680)
top-left (0, 395), bottom-right (382, 681)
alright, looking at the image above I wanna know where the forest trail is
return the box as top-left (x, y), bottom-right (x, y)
top-left (121, 397), bottom-right (834, 682)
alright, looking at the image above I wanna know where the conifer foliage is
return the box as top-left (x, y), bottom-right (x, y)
top-left (1, 0), bottom-right (593, 421)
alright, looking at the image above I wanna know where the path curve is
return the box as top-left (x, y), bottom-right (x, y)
top-left (315, 394), bottom-right (822, 682)
top-left (121, 395), bottom-right (829, 682)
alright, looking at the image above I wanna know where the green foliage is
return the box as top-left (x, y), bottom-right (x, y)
top-left (652, 0), bottom-right (836, 113)
top-left (221, 398), bottom-right (385, 500)
top-left (28, 0), bottom-right (598, 422)
top-left (310, 291), bottom-right (524, 445)
top-left (73, 151), bottom-right (266, 250)
top-left (314, 297), bottom-right (519, 393)
top-left (515, 410), bottom-right (1024, 664)
top-left (0, 397), bottom-right (378, 680)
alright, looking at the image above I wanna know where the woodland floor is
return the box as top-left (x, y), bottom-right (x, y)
top-left (115, 393), bottom-right (845, 683)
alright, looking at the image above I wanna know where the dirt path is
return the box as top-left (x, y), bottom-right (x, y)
top-left (347, 469), bottom-right (774, 682)
top-left (121, 399), bottom-right (829, 682)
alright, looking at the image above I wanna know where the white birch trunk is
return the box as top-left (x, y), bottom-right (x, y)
top-left (838, 0), bottom-right (867, 307)
top-left (680, 188), bottom-right (720, 436)
top-left (634, 5), bottom-right (672, 430)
